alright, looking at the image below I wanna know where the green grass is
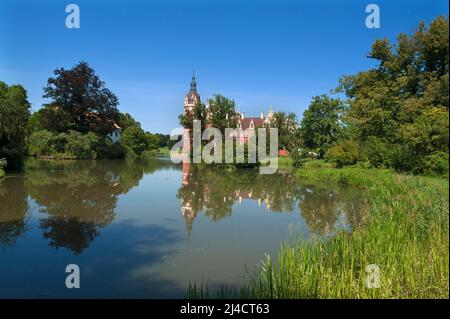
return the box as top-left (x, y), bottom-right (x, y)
top-left (158, 146), bottom-right (170, 157)
top-left (277, 156), bottom-right (292, 167)
top-left (188, 163), bottom-right (449, 299)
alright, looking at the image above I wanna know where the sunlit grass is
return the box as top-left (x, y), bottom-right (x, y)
top-left (188, 164), bottom-right (449, 298)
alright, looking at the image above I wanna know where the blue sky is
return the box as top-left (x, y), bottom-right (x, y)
top-left (0, 0), bottom-right (448, 133)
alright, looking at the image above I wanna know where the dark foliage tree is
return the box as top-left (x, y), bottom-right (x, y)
top-left (42, 61), bottom-right (119, 135)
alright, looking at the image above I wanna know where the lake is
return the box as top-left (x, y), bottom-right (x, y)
top-left (0, 158), bottom-right (366, 298)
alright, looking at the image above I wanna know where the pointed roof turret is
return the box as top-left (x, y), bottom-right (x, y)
top-left (190, 70), bottom-right (197, 94)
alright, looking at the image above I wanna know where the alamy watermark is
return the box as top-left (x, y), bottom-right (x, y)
top-left (65, 4), bottom-right (80, 29)
top-left (65, 264), bottom-right (80, 289)
top-left (365, 4), bottom-right (380, 29)
top-left (169, 120), bottom-right (279, 174)
top-left (365, 264), bottom-right (380, 289)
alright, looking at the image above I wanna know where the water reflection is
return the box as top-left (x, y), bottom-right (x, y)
top-left (0, 158), bottom-right (178, 254)
top-left (178, 163), bottom-right (366, 238)
top-left (0, 176), bottom-right (30, 249)
top-left (0, 158), bottom-right (367, 297)
top-left (0, 159), bottom-right (366, 253)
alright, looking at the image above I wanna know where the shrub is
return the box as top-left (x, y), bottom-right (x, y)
top-left (420, 151), bottom-right (449, 176)
top-left (65, 131), bottom-right (99, 159)
top-left (28, 130), bottom-right (57, 156)
top-left (325, 139), bottom-right (359, 168)
top-left (29, 130), bottom-right (102, 159)
top-left (290, 148), bottom-right (304, 168)
top-left (0, 158), bottom-right (6, 176)
top-left (96, 137), bottom-right (126, 159)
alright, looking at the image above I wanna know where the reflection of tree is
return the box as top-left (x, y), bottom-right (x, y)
top-left (177, 165), bottom-right (367, 238)
top-left (24, 158), bottom-right (170, 254)
top-left (41, 217), bottom-right (100, 254)
top-left (0, 177), bottom-right (29, 249)
top-left (298, 183), bottom-right (367, 237)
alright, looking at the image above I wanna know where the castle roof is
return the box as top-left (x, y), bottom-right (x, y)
top-left (239, 117), bottom-right (265, 130)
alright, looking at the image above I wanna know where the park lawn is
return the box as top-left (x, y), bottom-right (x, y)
top-left (188, 162), bottom-right (449, 298)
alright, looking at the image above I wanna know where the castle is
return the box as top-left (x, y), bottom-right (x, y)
top-left (183, 72), bottom-right (274, 143)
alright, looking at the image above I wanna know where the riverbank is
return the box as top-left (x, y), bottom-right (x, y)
top-left (188, 162), bottom-right (449, 298)
top-left (0, 169), bottom-right (4, 178)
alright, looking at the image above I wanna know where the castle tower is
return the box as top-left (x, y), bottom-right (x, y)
top-left (184, 71), bottom-right (201, 116)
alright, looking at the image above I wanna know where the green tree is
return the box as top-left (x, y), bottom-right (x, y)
top-left (145, 132), bottom-right (160, 150)
top-left (119, 112), bottom-right (141, 130)
top-left (270, 112), bottom-right (299, 151)
top-left (337, 16), bottom-right (449, 174)
top-left (120, 126), bottom-right (148, 156)
top-left (179, 101), bottom-right (207, 131)
top-left (299, 95), bottom-right (344, 158)
top-left (0, 81), bottom-right (31, 169)
top-left (207, 94), bottom-right (237, 134)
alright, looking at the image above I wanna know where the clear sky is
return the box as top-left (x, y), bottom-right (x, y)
top-left (0, 0), bottom-right (448, 133)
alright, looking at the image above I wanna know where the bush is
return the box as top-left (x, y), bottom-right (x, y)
top-left (96, 137), bottom-right (126, 159)
top-left (28, 130), bottom-right (103, 159)
top-left (290, 148), bottom-right (304, 168)
top-left (0, 158), bottom-right (7, 170)
top-left (28, 130), bottom-right (57, 156)
top-left (0, 158), bottom-right (6, 177)
top-left (65, 131), bottom-right (99, 159)
top-left (421, 151), bottom-right (449, 176)
top-left (325, 139), bottom-right (359, 168)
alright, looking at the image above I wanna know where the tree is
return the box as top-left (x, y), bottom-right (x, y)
top-left (120, 126), bottom-right (148, 156)
top-left (300, 95), bottom-right (344, 158)
top-left (0, 81), bottom-right (31, 169)
top-left (207, 94), bottom-right (238, 134)
top-left (179, 101), bottom-right (207, 131)
top-left (337, 16), bottom-right (449, 174)
top-left (145, 132), bottom-right (160, 150)
top-left (42, 61), bottom-right (119, 135)
top-left (119, 112), bottom-right (141, 130)
top-left (270, 112), bottom-right (299, 151)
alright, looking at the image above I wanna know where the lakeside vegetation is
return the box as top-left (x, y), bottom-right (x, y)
top-left (188, 160), bottom-right (449, 298)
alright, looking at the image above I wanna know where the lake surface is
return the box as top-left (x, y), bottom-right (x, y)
top-left (0, 158), bottom-right (366, 298)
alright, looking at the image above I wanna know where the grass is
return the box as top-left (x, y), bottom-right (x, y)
top-left (187, 162), bottom-right (449, 298)
top-left (158, 146), bottom-right (170, 157)
top-left (0, 169), bottom-right (4, 178)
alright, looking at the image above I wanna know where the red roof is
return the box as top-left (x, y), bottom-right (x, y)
top-left (240, 117), bottom-right (265, 130)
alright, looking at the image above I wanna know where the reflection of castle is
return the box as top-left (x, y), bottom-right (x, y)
top-left (179, 163), bottom-right (277, 237)
top-left (183, 72), bottom-right (275, 144)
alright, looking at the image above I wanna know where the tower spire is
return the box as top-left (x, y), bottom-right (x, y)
top-left (190, 70), bottom-right (197, 93)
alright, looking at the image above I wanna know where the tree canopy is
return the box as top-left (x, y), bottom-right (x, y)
top-left (0, 81), bottom-right (31, 169)
top-left (299, 95), bottom-right (345, 158)
top-left (41, 61), bottom-right (119, 135)
top-left (335, 16), bottom-right (449, 174)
